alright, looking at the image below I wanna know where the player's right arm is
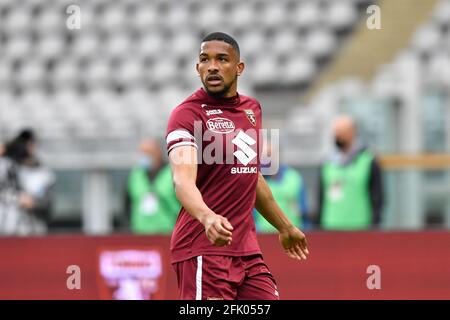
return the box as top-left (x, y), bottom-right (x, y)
top-left (169, 145), bottom-right (233, 246)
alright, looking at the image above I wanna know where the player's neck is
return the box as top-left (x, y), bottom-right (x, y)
top-left (201, 88), bottom-right (239, 103)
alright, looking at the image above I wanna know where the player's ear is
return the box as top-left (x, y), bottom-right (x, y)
top-left (196, 63), bottom-right (200, 75)
top-left (237, 62), bottom-right (244, 76)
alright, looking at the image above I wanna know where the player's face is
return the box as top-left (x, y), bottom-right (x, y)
top-left (196, 40), bottom-right (244, 98)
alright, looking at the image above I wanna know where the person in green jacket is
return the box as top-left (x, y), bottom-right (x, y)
top-left (125, 139), bottom-right (180, 234)
top-left (318, 115), bottom-right (384, 230)
top-left (254, 142), bottom-right (310, 233)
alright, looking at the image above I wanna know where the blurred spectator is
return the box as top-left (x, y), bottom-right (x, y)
top-left (125, 138), bottom-right (179, 234)
top-left (317, 115), bottom-right (384, 230)
top-left (0, 129), bottom-right (55, 235)
top-left (254, 142), bottom-right (310, 233)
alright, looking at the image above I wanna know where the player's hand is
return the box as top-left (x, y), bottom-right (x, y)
top-left (203, 213), bottom-right (234, 247)
top-left (279, 226), bottom-right (309, 261)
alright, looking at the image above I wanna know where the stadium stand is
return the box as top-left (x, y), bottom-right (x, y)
top-left (0, 0), bottom-right (371, 143)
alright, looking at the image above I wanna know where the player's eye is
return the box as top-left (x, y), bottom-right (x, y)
top-left (199, 57), bottom-right (208, 62)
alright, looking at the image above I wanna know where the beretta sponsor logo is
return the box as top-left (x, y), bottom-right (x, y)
top-left (206, 118), bottom-right (235, 134)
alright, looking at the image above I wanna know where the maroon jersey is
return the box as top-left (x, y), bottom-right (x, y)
top-left (166, 88), bottom-right (263, 263)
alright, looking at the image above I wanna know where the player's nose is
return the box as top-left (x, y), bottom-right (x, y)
top-left (207, 61), bottom-right (219, 73)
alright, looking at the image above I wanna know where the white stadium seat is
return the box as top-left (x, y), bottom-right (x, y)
top-left (36, 8), bottom-right (63, 32)
top-left (427, 52), bottom-right (450, 85)
top-left (16, 59), bottom-right (45, 86)
top-left (271, 29), bottom-right (302, 55)
top-left (260, 2), bottom-right (287, 28)
top-left (411, 23), bottom-right (442, 53)
top-left (51, 58), bottom-right (79, 85)
top-left (282, 54), bottom-right (317, 85)
top-left (37, 33), bottom-right (65, 59)
top-left (228, 2), bottom-right (257, 30)
top-left (325, 1), bottom-right (358, 31)
top-left (433, 0), bottom-right (450, 26)
top-left (304, 28), bottom-right (337, 58)
top-left (2, 7), bottom-right (31, 33)
top-left (5, 35), bottom-right (31, 60)
top-left (252, 55), bottom-right (280, 86)
top-left (71, 33), bottom-right (100, 59)
top-left (291, 1), bottom-right (321, 29)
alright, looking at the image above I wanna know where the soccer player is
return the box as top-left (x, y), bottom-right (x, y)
top-left (166, 32), bottom-right (309, 300)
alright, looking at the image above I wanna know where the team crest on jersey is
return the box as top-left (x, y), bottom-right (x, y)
top-left (244, 110), bottom-right (256, 126)
top-left (206, 117), bottom-right (235, 134)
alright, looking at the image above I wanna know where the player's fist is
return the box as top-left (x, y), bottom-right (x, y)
top-left (203, 213), bottom-right (234, 247)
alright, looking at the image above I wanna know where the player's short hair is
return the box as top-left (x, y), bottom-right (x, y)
top-left (201, 32), bottom-right (240, 56)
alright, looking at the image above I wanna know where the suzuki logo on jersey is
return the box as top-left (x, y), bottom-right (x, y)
top-left (206, 118), bottom-right (235, 134)
top-left (230, 167), bottom-right (257, 174)
top-left (232, 131), bottom-right (257, 166)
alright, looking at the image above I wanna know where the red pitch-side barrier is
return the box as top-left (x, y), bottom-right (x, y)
top-left (0, 232), bottom-right (449, 299)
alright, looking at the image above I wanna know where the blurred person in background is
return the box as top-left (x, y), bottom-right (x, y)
top-left (125, 138), bottom-right (179, 234)
top-left (254, 141), bottom-right (311, 233)
top-left (0, 129), bottom-right (55, 235)
top-left (317, 115), bottom-right (384, 230)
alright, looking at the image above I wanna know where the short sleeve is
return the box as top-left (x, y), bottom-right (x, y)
top-left (166, 105), bottom-right (199, 154)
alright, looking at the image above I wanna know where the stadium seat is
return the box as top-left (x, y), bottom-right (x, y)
top-left (239, 29), bottom-right (267, 58)
top-left (51, 58), bottom-right (79, 85)
top-left (260, 2), bottom-right (287, 28)
top-left (291, 1), bottom-right (321, 30)
top-left (282, 54), bottom-right (317, 85)
top-left (37, 32), bottom-right (65, 60)
top-left (101, 5), bottom-right (127, 31)
top-left (105, 31), bottom-right (132, 59)
top-left (36, 8), bottom-right (62, 33)
top-left (432, 0), bottom-right (450, 27)
top-left (252, 55), bottom-right (280, 86)
top-left (2, 6), bottom-right (31, 33)
top-left (5, 35), bottom-right (31, 60)
top-left (228, 2), bottom-right (258, 30)
top-left (325, 1), bottom-right (358, 31)
top-left (195, 4), bottom-right (225, 31)
top-left (427, 52), bottom-right (450, 85)
top-left (130, 2), bottom-right (161, 30)
top-left (271, 29), bottom-right (302, 55)
top-left (15, 59), bottom-right (45, 87)
top-left (165, 4), bottom-right (192, 29)
top-left (304, 27), bottom-right (337, 59)
top-left (138, 32), bottom-right (166, 58)
top-left (82, 58), bottom-right (111, 86)
top-left (71, 33), bottom-right (100, 59)
top-left (411, 23), bottom-right (442, 54)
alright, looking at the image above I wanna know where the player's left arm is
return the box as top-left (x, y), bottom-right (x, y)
top-left (255, 173), bottom-right (309, 260)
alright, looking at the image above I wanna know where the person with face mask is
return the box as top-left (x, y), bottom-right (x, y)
top-left (125, 139), bottom-right (180, 234)
top-left (317, 115), bottom-right (384, 230)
